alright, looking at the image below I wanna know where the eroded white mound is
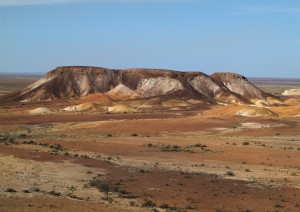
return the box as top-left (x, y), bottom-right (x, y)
top-left (137, 77), bottom-right (184, 97)
top-left (235, 106), bottom-right (277, 117)
top-left (29, 107), bottom-right (52, 114)
top-left (282, 88), bottom-right (300, 96)
top-left (108, 104), bottom-right (137, 113)
top-left (106, 84), bottom-right (141, 100)
top-left (62, 103), bottom-right (101, 112)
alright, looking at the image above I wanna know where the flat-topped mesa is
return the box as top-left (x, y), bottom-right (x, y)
top-left (211, 72), bottom-right (248, 81)
top-left (0, 66), bottom-right (277, 105)
top-left (45, 66), bottom-right (114, 77)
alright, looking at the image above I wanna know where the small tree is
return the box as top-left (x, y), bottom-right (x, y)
top-left (96, 181), bottom-right (111, 200)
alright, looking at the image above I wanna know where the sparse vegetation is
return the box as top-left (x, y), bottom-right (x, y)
top-left (193, 143), bottom-right (207, 148)
top-left (144, 143), bottom-right (213, 153)
top-left (48, 190), bottom-right (61, 196)
top-left (141, 199), bottom-right (156, 208)
top-left (117, 187), bottom-right (129, 195)
top-left (161, 145), bottom-right (182, 152)
top-left (18, 134), bottom-right (27, 139)
top-left (0, 134), bottom-right (18, 145)
top-left (226, 171), bottom-right (235, 176)
top-left (67, 193), bottom-right (84, 200)
top-left (138, 168), bottom-right (150, 173)
top-left (5, 188), bottom-right (16, 192)
top-left (32, 188), bottom-right (40, 192)
top-left (89, 179), bottom-right (111, 200)
top-left (274, 204), bottom-right (284, 208)
top-left (159, 203), bottom-right (170, 209)
top-left (22, 140), bottom-right (65, 152)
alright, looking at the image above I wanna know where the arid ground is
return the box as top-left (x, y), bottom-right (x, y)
top-left (0, 75), bottom-right (299, 212)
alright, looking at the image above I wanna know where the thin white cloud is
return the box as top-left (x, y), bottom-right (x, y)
top-left (237, 6), bottom-right (300, 15)
top-left (0, 0), bottom-right (188, 6)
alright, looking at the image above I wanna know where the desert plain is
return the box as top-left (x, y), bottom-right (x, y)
top-left (0, 70), bottom-right (300, 212)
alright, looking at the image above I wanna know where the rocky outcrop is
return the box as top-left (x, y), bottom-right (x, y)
top-left (210, 72), bottom-right (273, 101)
top-left (137, 77), bottom-right (184, 97)
top-left (187, 73), bottom-right (249, 104)
top-left (0, 66), bottom-right (276, 105)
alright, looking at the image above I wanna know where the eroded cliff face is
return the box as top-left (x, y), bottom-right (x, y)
top-left (187, 73), bottom-right (249, 104)
top-left (210, 72), bottom-right (270, 101)
top-left (137, 77), bottom-right (184, 97)
top-left (0, 66), bottom-right (275, 104)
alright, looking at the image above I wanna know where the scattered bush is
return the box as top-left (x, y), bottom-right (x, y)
top-left (186, 204), bottom-right (196, 209)
top-left (161, 145), bottom-right (182, 152)
top-left (67, 193), bottom-right (84, 200)
top-left (18, 134), bottom-right (27, 139)
top-left (5, 188), bottom-right (16, 192)
top-left (194, 143), bottom-right (207, 148)
top-left (226, 171), bottom-right (235, 176)
top-left (243, 141), bottom-right (250, 145)
top-left (0, 135), bottom-right (18, 145)
top-left (48, 190), bottom-right (61, 196)
top-left (32, 188), bottom-right (40, 192)
top-left (141, 199), bottom-right (156, 208)
top-left (274, 204), bottom-right (283, 208)
top-left (117, 187), bottom-right (129, 195)
top-left (39, 143), bottom-right (49, 147)
top-left (159, 203), bottom-right (169, 209)
top-left (139, 168), bottom-right (149, 173)
top-left (50, 144), bottom-right (64, 151)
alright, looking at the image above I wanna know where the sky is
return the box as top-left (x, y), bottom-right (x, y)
top-left (0, 0), bottom-right (299, 77)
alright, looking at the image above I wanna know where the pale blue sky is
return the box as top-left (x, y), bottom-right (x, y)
top-left (0, 0), bottom-right (299, 77)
